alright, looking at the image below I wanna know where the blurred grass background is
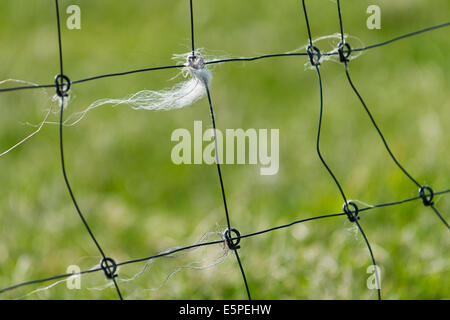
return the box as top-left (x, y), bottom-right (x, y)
top-left (0, 0), bottom-right (449, 299)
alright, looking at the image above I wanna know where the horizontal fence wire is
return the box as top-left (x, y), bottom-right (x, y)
top-left (0, 0), bottom-right (449, 300)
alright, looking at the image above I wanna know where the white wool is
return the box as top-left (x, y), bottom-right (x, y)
top-left (87, 231), bottom-right (229, 293)
top-left (14, 230), bottom-right (228, 298)
top-left (288, 33), bottom-right (365, 69)
top-left (0, 79), bottom-right (55, 157)
top-left (62, 52), bottom-right (212, 126)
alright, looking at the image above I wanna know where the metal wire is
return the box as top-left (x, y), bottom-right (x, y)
top-left (54, 0), bottom-right (123, 300)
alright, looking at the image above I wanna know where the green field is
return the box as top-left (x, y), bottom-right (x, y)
top-left (0, 0), bottom-right (449, 299)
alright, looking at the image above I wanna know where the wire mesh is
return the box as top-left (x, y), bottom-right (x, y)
top-left (0, 0), bottom-right (449, 300)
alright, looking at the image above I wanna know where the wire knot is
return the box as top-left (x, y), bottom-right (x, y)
top-left (337, 42), bottom-right (352, 63)
top-left (100, 257), bottom-right (118, 279)
top-left (343, 201), bottom-right (359, 223)
top-left (419, 185), bottom-right (434, 206)
top-left (224, 228), bottom-right (241, 250)
top-left (54, 74), bottom-right (71, 97)
top-left (187, 54), bottom-right (205, 70)
top-left (306, 45), bottom-right (321, 66)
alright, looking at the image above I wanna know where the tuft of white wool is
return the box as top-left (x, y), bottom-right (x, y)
top-left (62, 52), bottom-right (212, 126)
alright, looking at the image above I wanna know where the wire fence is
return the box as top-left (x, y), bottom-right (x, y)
top-left (0, 0), bottom-right (449, 300)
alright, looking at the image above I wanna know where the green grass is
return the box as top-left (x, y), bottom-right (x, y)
top-left (0, 0), bottom-right (449, 299)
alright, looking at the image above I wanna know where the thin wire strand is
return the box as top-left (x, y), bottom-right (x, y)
top-left (354, 219), bottom-right (381, 300)
top-left (352, 21), bottom-right (450, 52)
top-left (430, 205), bottom-right (450, 230)
top-left (204, 84), bottom-right (232, 232)
top-left (342, 64), bottom-right (421, 187)
top-left (0, 268), bottom-right (102, 295)
top-left (55, 0), bottom-right (107, 263)
top-left (204, 82), bottom-right (252, 300)
top-left (301, 0), bottom-right (314, 47)
top-left (0, 83), bottom-right (56, 93)
top-left (54, 0), bottom-right (123, 300)
top-left (72, 64), bottom-right (185, 85)
top-left (302, 0), bottom-right (348, 204)
top-left (334, 0), bottom-right (381, 300)
top-left (336, 0), bottom-right (345, 44)
top-left (233, 250), bottom-right (252, 300)
top-left (55, 0), bottom-right (64, 76)
top-left (190, 0), bottom-right (195, 54)
top-left (205, 53), bottom-right (308, 65)
top-left (313, 64), bottom-right (348, 204)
